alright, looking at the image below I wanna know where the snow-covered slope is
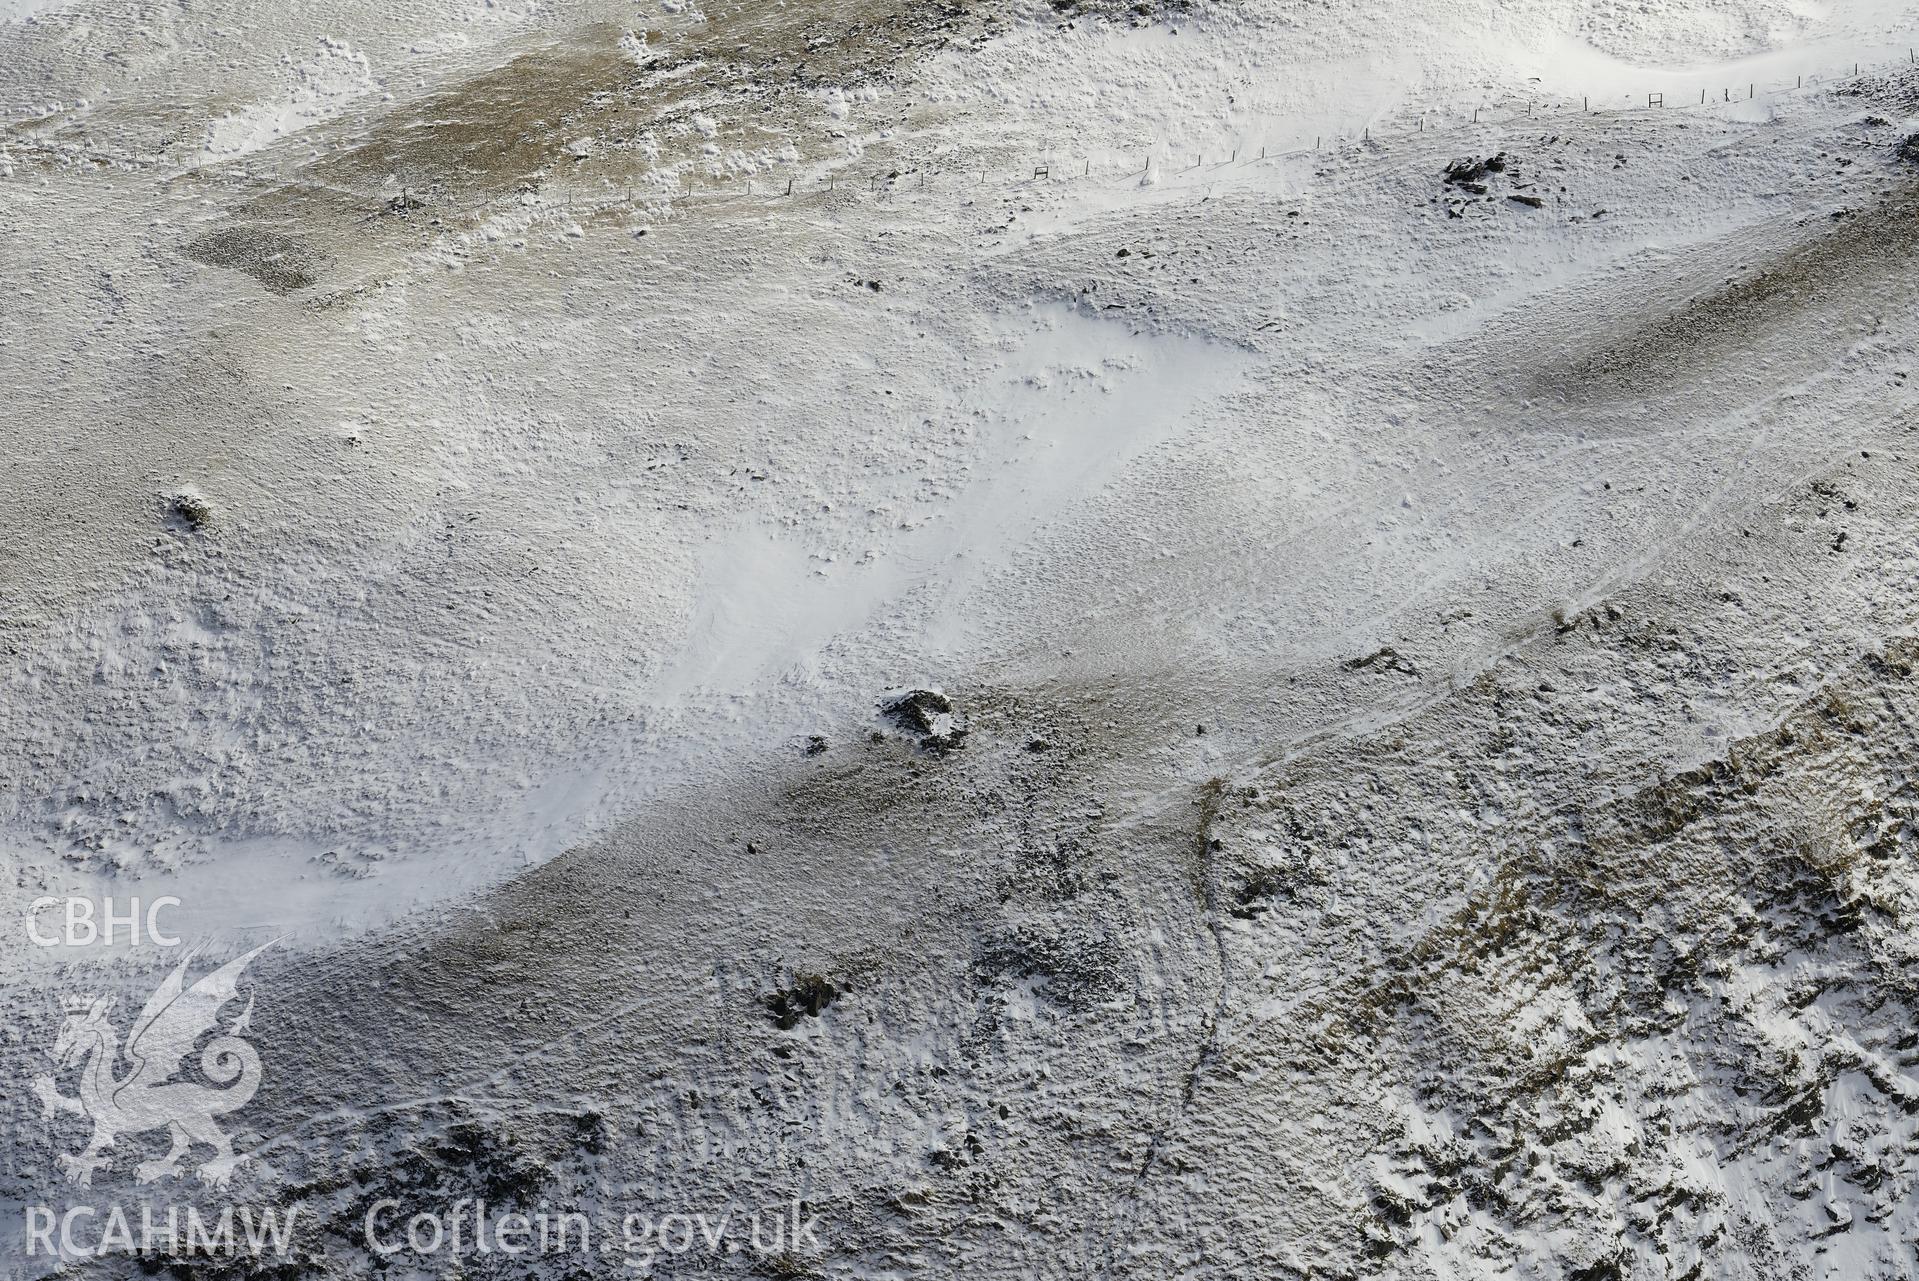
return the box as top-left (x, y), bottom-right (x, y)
top-left (4, 0), bottom-right (1919, 1275)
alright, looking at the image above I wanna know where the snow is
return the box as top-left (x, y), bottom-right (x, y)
top-left (5, 0), bottom-right (1919, 1273)
top-left (197, 40), bottom-right (380, 164)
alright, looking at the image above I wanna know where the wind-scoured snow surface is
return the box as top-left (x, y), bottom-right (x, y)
top-left (5, 0), bottom-right (1919, 1274)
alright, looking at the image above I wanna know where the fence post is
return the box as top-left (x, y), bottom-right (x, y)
top-left (785, 177), bottom-right (793, 196)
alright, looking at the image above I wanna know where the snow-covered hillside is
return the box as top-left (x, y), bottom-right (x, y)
top-left (4, 0), bottom-right (1919, 1275)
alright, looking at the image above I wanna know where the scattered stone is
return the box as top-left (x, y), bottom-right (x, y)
top-left (166, 489), bottom-right (213, 531)
top-left (1231, 871), bottom-right (1287, 919)
top-left (1443, 153), bottom-right (1507, 188)
top-left (803, 735), bottom-right (827, 756)
top-left (765, 974), bottom-right (839, 1029)
top-left (884, 687), bottom-right (950, 732)
top-left (881, 687), bottom-right (969, 752)
top-left (977, 923), bottom-right (1124, 1006)
top-left (1507, 193), bottom-right (1544, 208)
top-left (1342, 646), bottom-right (1417, 675)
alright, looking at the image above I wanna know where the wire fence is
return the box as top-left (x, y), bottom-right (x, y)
top-left (11, 43), bottom-right (1912, 233)
top-left (387, 44), bottom-right (1918, 236)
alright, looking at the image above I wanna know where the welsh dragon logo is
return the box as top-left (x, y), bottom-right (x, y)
top-left (32, 943), bottom-right (272, 1189)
